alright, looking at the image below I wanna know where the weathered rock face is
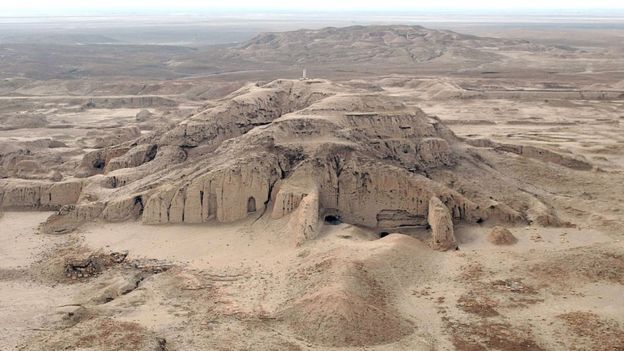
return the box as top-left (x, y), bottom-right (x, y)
top-left (105, 144), bottom-right (159, 173)
top-left (464, 138), bottom-right (592, 171)
top-left (41, 202), bottom-right (105, 234)
top-left (142, 153), bottom-right (283, 224)
top-left (526, 198), bottom-right (570, 227)
top-left (156, 80), bottom-right (332, 148)
top-left (335, 161), bottom-right (474, 228)
top-left (428, 196), bottom-right (457, 251)
top-left (418, 138), bottom-right (454, 166)
top-left (101, 196), bottom-right (144, 222)
top-left (271, 179), bottom-right (315, 220)
top-left (0, 139), bottom-right (70, 181)
top-left (1, 79), bottom-right (574, 244)
top-left (0, 180), bottom-right (82, 210)
top-left (93, 126), bottom-right (141, 148)
top-left (285, 187), bottom-right (320, 245)
top-left (77, 148), bottom-right (123, 177)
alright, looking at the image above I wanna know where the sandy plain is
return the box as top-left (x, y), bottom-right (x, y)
top-left (1, 16), bottom-right (624, 351)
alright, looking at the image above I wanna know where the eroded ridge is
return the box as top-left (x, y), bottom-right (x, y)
top-left (1, 79), bottom-right (579, 245)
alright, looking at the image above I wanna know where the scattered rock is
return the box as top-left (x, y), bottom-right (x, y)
top-left (487, 226), bottom-right (518, 245)
top-left (490, 279), bottom-right (536, 294)
top-left (64, 251), bottom-right (128, 280)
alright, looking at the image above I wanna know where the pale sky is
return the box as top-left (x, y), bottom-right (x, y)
top-left (2, 0), bottom-right (624, 12)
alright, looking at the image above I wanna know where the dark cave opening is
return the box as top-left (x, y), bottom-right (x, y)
top-left (324, 215), bottom-right (341, 225)
top-left (93, 159), bottom-right (105, 170)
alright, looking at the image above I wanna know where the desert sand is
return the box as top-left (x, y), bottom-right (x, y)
top-left (1, 21), bottom-right (624, 350)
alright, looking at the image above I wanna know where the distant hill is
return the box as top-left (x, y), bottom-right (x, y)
top-left (0, 24), bottom-right (580, 79)
top-left (219, 25), bottom-right (569, 67)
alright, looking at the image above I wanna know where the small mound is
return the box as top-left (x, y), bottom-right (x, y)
top-left (280, 285), bottom-right (411, 347)
top-left (136, 109), bottom-right (154, 122)
top-left (33, 305), bottom-right (93, 331)
top-left (487, 226), bottom-right (518, 245)
top-left (279, 253), bottom-right (414, 347)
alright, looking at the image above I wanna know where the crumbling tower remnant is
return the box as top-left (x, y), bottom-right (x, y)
top-left (428, 196), bottom-right (457, 251)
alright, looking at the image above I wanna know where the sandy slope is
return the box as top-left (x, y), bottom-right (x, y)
top-left (1, 24), bottom-right (624, 351)
top-left (2, 208), bottom-right (623, 350)
top-left (0, 212), bottom-right (76, 350)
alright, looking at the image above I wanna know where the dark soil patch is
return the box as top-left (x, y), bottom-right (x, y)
top-left (558, 311), bottom-right (624, 351)
top-left (457, 294), bottom-right (499, 318)
top-left (529, 250), bottom-right (624, 286)
top-left (447, 320), bottom-right (545, 351)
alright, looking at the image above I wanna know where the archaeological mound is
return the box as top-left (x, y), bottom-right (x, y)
top-left (1, 79), bottom-right (579, 247)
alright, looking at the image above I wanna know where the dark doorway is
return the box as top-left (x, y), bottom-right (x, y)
top-left (379, 231), bottom-right (390, 238)
top-left (247, 197), bottom-right (256, 213)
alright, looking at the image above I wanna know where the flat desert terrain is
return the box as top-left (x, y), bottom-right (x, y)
top-left (1, 15), bottom-right (623, 350)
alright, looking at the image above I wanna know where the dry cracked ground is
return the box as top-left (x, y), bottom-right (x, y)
top-left (1, 24), bottom-right (624, 350)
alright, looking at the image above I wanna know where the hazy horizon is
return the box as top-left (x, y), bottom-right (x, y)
top-left (2, 0), bottom-right (624, 17)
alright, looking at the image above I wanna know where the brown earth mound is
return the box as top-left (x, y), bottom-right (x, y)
top-left (0, 79), bottom-right (581, 243)
top-left (280, 279), bottom-right (412, 347)
top-left (279, 234), bottom-right (433, 347)
top-left (487, 226), bottom-right (518, 245)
